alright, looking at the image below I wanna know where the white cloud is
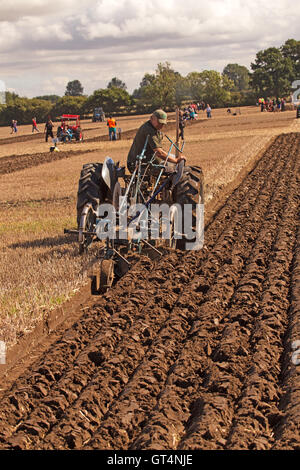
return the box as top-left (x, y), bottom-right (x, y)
top-left (0, 22), bottom-right (23, 51)
top-left (0, 0), bottom-right (83, 21)
top-left (0, 0), bottom-right (299, 97)
top-left (42, 76), bottom-right (71, 93)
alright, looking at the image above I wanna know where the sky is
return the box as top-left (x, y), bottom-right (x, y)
top-left (0, 0), bottom-right (299, 98)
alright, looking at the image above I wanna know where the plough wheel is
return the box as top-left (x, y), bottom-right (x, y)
top-left (78, 203), bottom-right (96, 254)
top-left (91, 259), bottom-right (114, 295)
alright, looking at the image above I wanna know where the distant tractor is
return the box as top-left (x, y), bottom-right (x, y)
top-left (92, 107), bottom-right (105, 122)
top-left (60, 114), bottom-right (83, 141)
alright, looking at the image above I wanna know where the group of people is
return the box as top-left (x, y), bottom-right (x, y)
top-left (182, 103), bottom-right (198, 120)
top-left (177, 102), bottom-right (212, 139)
top-left (9, 116), bottom-right (77, 143)
top-left (56, 123), bottom-right (76, 143)
top-left (181, 102), bottom-right (212, 121)
top-left (10, 116), bottom-right (54, 140)
top-left (258, 97), bottom-right (286, 112)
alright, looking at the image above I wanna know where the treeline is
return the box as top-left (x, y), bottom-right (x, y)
top-left (1, 39), bottom-right (299, 125)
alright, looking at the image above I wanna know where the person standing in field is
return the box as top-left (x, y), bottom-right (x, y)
top-left (44, 117), bottom-right (54, 142)
top-left (107, 116), bottom-right (117, 141)
top-left (206, 104), bottom-right (212, 118)
top-left (13, 120), bottom-right (18, 133)
top-left (276, 97), bottom-right (280, 111)
top-left (189, 107), bottom-right (195, 120)
top-left (10, 120), bottom-right (15, 134)
top-left (179, 110), bottom-right (185, 140)
top-left (32, 117), bottom-right (40, 133)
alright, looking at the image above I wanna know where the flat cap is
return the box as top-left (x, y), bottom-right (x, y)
top-left (153, 109), bottom-right (167, 124)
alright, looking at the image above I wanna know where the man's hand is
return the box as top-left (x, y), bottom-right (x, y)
top-left (176, 155), bottom-right (187, 164)
top-left (155, 148), bottom-right (187, 165)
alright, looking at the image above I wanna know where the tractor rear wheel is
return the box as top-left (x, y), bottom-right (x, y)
top-left (78, 203), bottom-right (96, 253)
top-left (76, 162), bottom-right (107, 227)
top-left (172, 165), bottom-right (204, 250)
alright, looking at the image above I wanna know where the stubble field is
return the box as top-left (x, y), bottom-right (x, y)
top-left (0, 106), bottom-right (299, 450)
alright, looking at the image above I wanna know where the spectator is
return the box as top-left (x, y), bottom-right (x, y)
top-left (13, 120), bottom-right (18, 133)
top-left (179, 110), bottom-right (185, 141)
top-left (281, 98), bottom-right (286, 112)
top-left (65, 128), bottom-right (73, 142)
top-left (44, 117), bottom-right (54, 142)
top-left (57, 125), bottom-right (63, 139)
top-left (107, 116), bottom-right (117, 141)
top-left (10, 120), bottom-right (15, 134)
top-left (276, 98), bottom-right (281, 111)
top-left (260, 100), bottom-right (264, 112)
top-left (32, 117), bottom-right (40, 133)
top-left (206, 104), bottom-right (212, 118)
top-left (183, 108), bottom-right (190, 120)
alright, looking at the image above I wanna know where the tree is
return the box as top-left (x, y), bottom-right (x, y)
top-left (86, 87), bottom-right (131, 114)
top-left (139, 73), bottom-right (156, 89)
top-left (132, 73), bottom-right (156, 99)
top-left (201, 70), bottom-right (233, 106)
top-left (186, 72), bottom-right (205, 101)
top-left (4, 91), bottom-right (19, 105)
top-left (0, 97), bottom-right (53, 125)
top-left (107, 77), bottom-right (127, 90)
top-left (52, 95), bottom-right (87, 118)
top-left (34, 95), bottom-right (60, 103)
top-left (140, 62), bottom-right (182, 109)
top-left (251, 47), bottom-right (294, 98)
top-left (281, 39), bottom-right (300, 78)
top-left (175, 77), bottom-right (191, 106)
top-left (186, 70), bottom-right (233, 107)
top-left (222, 63), bottom-right (250, 91)
top-left (65, 80), bottom-right (84, 96)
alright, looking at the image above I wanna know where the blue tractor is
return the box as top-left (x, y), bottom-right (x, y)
top-left (92, 107), bottom-right (105, 122)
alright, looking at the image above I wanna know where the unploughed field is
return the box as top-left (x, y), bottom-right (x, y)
top-left (0, 106), bottom-right (299, 450)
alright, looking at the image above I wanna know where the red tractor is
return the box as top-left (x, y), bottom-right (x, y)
top-left (60, 114), bottom-right (83, 141)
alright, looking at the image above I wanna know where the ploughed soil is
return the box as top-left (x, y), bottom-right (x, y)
top-left (0, 133), bottom-right (299, 450)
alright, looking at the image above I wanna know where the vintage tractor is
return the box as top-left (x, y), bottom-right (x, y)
top-left (60, 114), bottom-right (83, 141)
top-left (65, 134), bottom-right (204, 294)
top-left (92, 107), bottom-right (105, 122)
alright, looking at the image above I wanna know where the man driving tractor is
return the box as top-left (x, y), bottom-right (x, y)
top-left (127, 109), bottom-right (187, 173)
